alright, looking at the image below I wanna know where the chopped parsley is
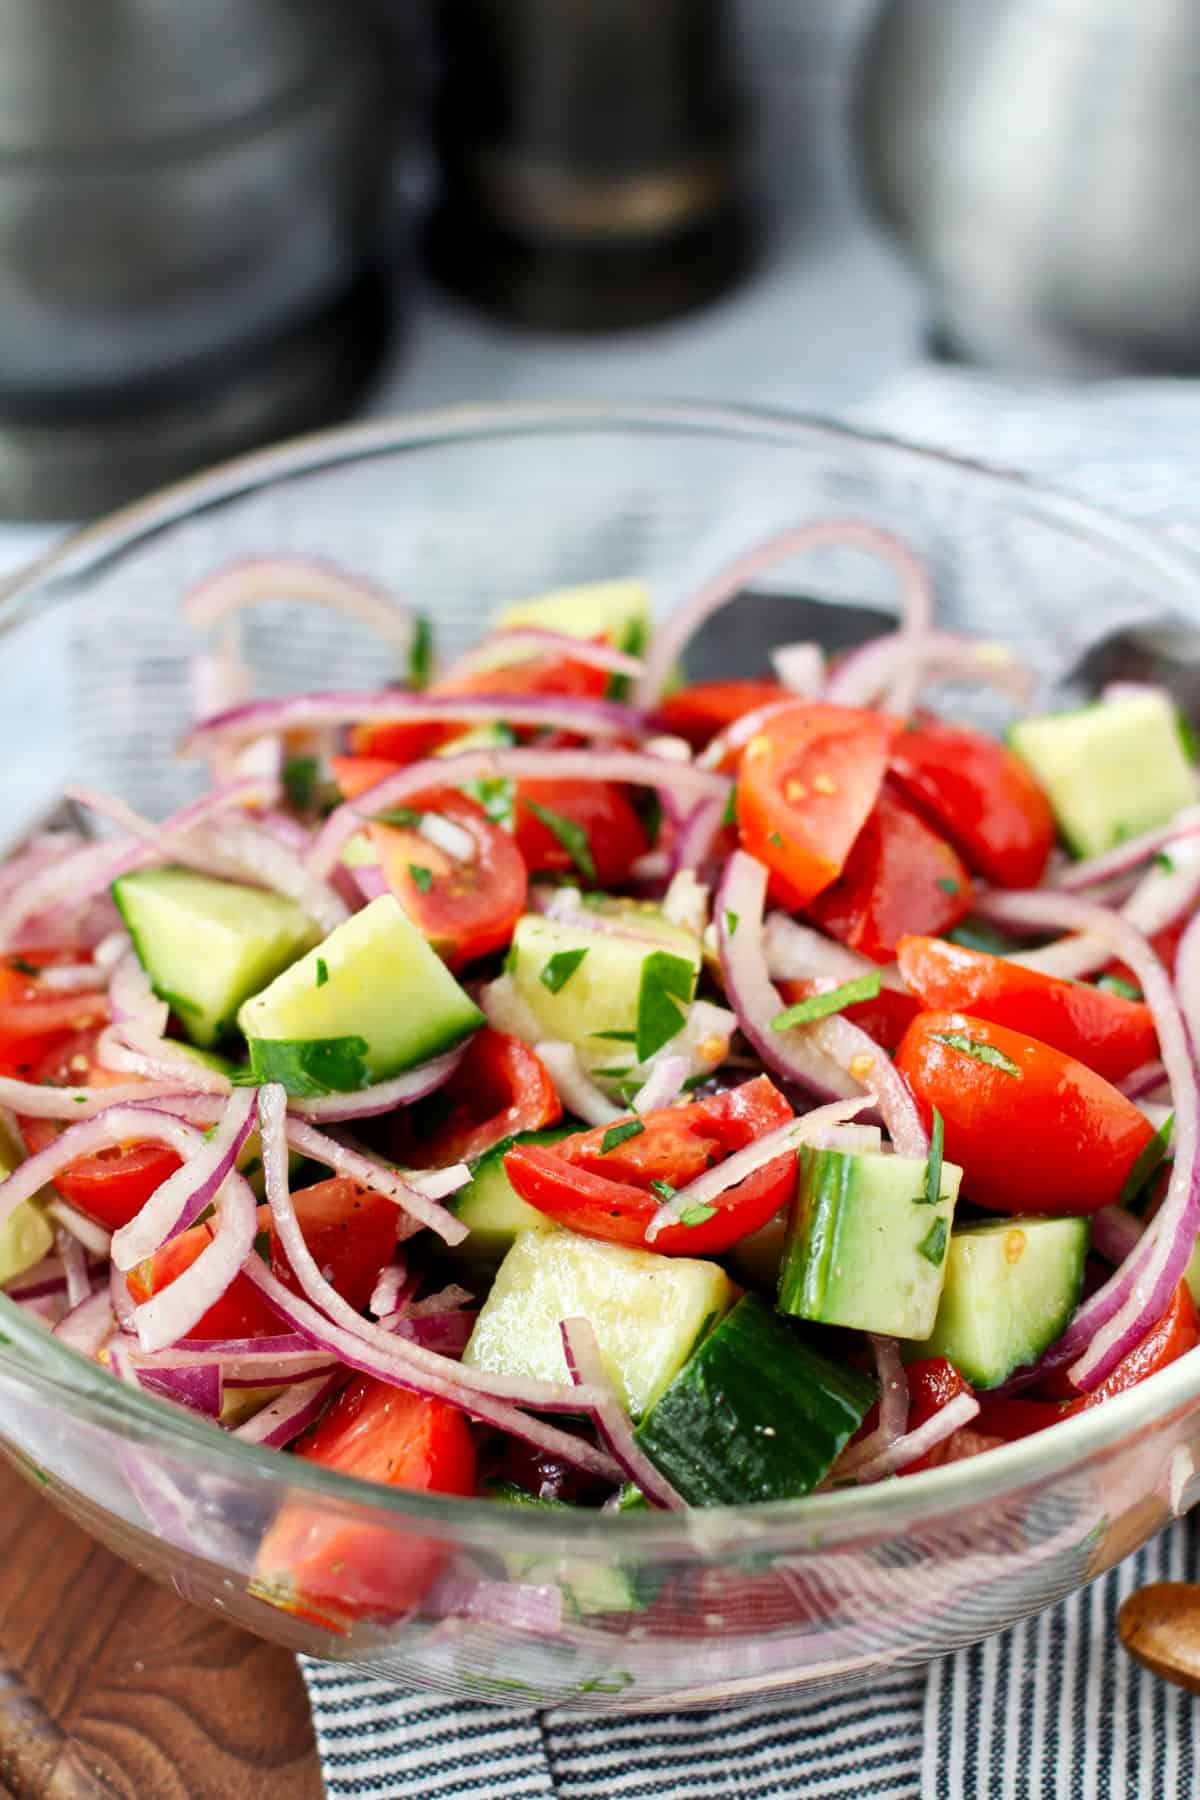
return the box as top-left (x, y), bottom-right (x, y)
top-left (722, 785), bottom-right (738, 827)
top-left (725, 909), bottom-right (739, 937)
top-left (592, 1029), bottom-right (637, 1043)
top-left (408, 864), bottom-right (434, 893)
top-left (914, 1106), bottom-right (944, 1205)
top-left (591, 1064), bottom-right (633, 1078)
top-left (767, 830), bottom-right (784, 848)
top-left (504, 941), bottom-right (519, 974)
top-left (1179, 713), bottom-right (1199, 764)
top-left (917, 1217), bottom-right (949, 1267)
top-left (540, 947), bottom-right (589, 993)
top-left (930, 1030), bottom-right (1022, 1078)
top-left (374, 804), bottom-right (422, 828)
top-left (1096, 973), bottom-right (1142, 1002)
top-left (283, 753), bottom-right (320, 811)
top-left (408, 613), bottom-right (434, 689)
top-left (466, 775), bottom-right (515, 829)
top-left (649, 1179), bottom-right (677, 1202)
top-left (1154, 851), bottom-right (1176, 874)
top-left (679, 1203), bottom-right (717, 1227)
top-left (936, 876), bottom-right (960, 896)
top-left (315, 958), bottom-right (329, 989)
top-left (524, 800), bottom-right (597, 884)
top-left (635, 950), bottom-right (696, 1062)
top-left (6, 957), bottom-right (38, 977)
top-left (600, 1119), bottom-right (645, 1154)
top-left (1119, 1110), bottom-right (1174, 1207)
top-left (771, 971), bottom-right (882, 1032)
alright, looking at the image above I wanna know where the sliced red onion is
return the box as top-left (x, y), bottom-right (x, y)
top-left (309, 746), bottom-right (730, 882)
top-left (1091, 1206), bottom-right (1146, 1265)
top-left (644, 1093), bottom-right (870, 1242)
top-left (443, 627), bottom-right (644, 682)
top-left (233, 1372), bottom-right (343, 1447)
top-left (132, 1359), bottom-right (224, 1417)
top-left (428, 1570), bottom-right (564, 1636)
top-left (190, 647), bottom-right (253, 724)
top-left (112, 1085), bottom-right (257, 1271)
top-left (1014, 835), bottom-right (1200, 981)
top-left (771, 642), bottom-right (825, 696)
top-left (183, 689), bottom-right (639, 758)
top-left (108, 948), bottom-right (168, 1033)
top-left (824, 631), bottom-right (1033, 711)
top-left (0, 1073), bottom-right (208, 1121)
top-left (979, 888), bottom-right (1199, 1390)
top-left (830, 1335), bottom-right (911, 1479)
top-left (183, 554), bottom-right (416, 657)
top-left (55, 1229), bottom-right (92, 1309)
top-left (559, 1317), bottom-right (683, 1509)
top-left (95, 1022), bottom-right (232, 1094)
top-left (763, 913), bottom-right (908, 993)
top-left (132, 1165), bottom-right (258, 1354)
top-left (1053, 806), bottom-right (1200, 892)
top-left (385, 1310), bottom-right (476, 1355)
top-left (0, 838), bottom-right (137, 951)
top-left (661, 870), bottom-right (710, 936)
top-left (636, 518), bottom-right (934, 709)
top-left (844, 1390), bottom-right (981, 1484)
top-left (110, 1257), bottom-right (137, 1333)
top-left (1120, 1060), bottom-right (1168, 1101)
top-left (0, 1105), bottom-right (203, 1231)
top-left (284, 1046), bottom-right (466, 1123)
top-left (670, 794), bottom-right (728, 876)
top-left (4, 1252), bottom-right (82, 1302)
top-left (126, 1342), bottom-right (337, 1386)
top-left (369, 1258), bottom-right (409, 1319)
top-left (190, 815), bottom-right (347, 935)
top-left (632, 1055), bottom-right (690, 1114)
top-left (540, 887), bottom-right (680, 947)
top-left (405, 1165), bottom-right (472, 1203)
top-left (53, 1287), bottom-right (116, 1357)
top-left (417, 812), bottom-right (476, 863)
top-left (283, 1116), bottom-right (467, 1245)
top-left (534, 1041), bottom-right (622, 1126)
top-left (405, 1283), bottom-right (474, 1318)
top-left (349, 862), bottom-right (388, 904)
top-left (37, 961), bottom-right (110, 994)
top-left (44, 1199), bottom-right (113, 1259)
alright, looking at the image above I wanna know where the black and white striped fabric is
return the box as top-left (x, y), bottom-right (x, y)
top-left (301, 368), bottom-right (1200, 1798)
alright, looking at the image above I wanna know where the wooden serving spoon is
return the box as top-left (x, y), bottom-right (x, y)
top-left (1119, 1583), bottom-right (1200, 1694)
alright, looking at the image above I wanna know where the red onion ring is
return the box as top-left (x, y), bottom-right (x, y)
top-left (828, 1335), bottom-right (909, 1479)
top-left (112, 1086), bottom-right (257, 1271)
top-left (283, 1115), bottom-right (468, 1245)
top-left (44, 1199), bottom-right (112, 1259)
top-left (183, 554), bottom-right (416, 657)
top-left (1052, 807), bottom-right (1200, 893)
top-left (770, 643), bottom-right (825, 696)
top-left (841, 1390), bottom-right (981, 1484)
top-left (533, 1041), bottom-right (622, 1126)
top-left (53, 1288), bottom-right (117, 1357)
top-left (55, 1229), bottom-right (92, 1310)
top-left (632, 1055), bottom-right (690, 1114)
top-left (824, 631), bottom-right (1033, 712)
top-left (285, 1046), bottom-right (467, 1123)
top-left (559, 1316), bottom-right (684, 1509)
top-left (132, 1169), bottom-right (259, 1354)
top-left (0, 1105), bottom-right (203, 1231)
top-left (442, 627), bottom-right (644, 683)
top-left (0, 1074), bottom-right (207, 1121)
top-left (233, 1372), bottom-right (344, 1448)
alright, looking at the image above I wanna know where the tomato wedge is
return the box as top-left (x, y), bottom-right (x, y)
top-left (407, 1029), bottom-right (561, 1167)
top-left (902, 1357), bottom-right (976, 1473)
top-left (269, 1179), bottom-right (400, 1314)
top-left (889, 718), bottom-right (1055, 889)
top-left (775, 976), bottom-right (921, 1053)
top-left (350, 651), bottom-right (609, 763)
top-left (127, 1215), bottom-right (282, 1340)
top-left (896, 934), bottom-right (1158, 1085)
top-left (19, 1028), bottom-right (182, 1230)
top-left (656, 680), bottom-right (792, 752)
top-left (504, 1075), bottom-right (795, 1255)
top-left (1065, 1280), bottom-right (1200, 1412)
top-left (367, 788), bottom-right (526, 971)
top-left (804, 788), bottom-right (973, 962)
top-left (894, 1010), bottom-right (1155, 1215)
top-left (736, 703), bottom-right (897, 909)
top-left (254, 1377), bottom-right (476, 1626)
top-left (513, 778), bottom-right (648, 889)
top-left (0, 952), bottom-right (107, 1062)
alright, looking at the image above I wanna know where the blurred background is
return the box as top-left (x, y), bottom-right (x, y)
top-left (4, 0), bottom-right (1200, 527)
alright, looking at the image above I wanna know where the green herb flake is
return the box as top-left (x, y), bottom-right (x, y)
top-left (725, 909), bottom-right (739, 938)
top-left (591, 1064), bottom-right (633, 1078)
top-left (524, 800), bottom-right (597, 884)
top-left (408, 613), bottom-right (434, 690)
top-left (283, 753), bottom-right (319, 811)
top-left (917, 1217), bottom-right (949, 1267)
top-left (1154, 851), bottom-right (1176, 874)
top-left (600, 1119), bottom-right (645, 1155)
top-left (591, 1029), bottom-right (637, 1043)
top-left (636, 949), bottom-right (697, 1061)
top-left (914, 1105), bottom-right (944, 1206)
top-left (540, 947), bottom-right (588, 994)
top-left (1179, 713), bottom-right (1199, 765)
top-left (408, 863), bottom-right (434, 893)
top-left (930, 1030), bottom-right (1022, 1078)
top-left (679, 1202), bottom-right (717, 1227)
top-left (649, 1179), bottom-right (677, 1202)
top-left (771, 971), bottom-right (882, 1032)
top-left (936, 876), bottom-right (960, 896)
top-left (503, 941), bottom-right (519, 974)
top-left (1120, 1110), bottom-right (1174, 1207)
top-left (1096, 973), bottom-right (1142, 1002)
top-left (241, 1156), bottom-right (262, 1179)
top-left (465, 775), bottom-right (515, 829)
top-left (722, 785), bottom-right (738, 828)
top-left (315, 958), bottom-right (329, 989)
top-left (374, 805), bottom-right (422, 828)
top-left (6, 957), bottom-right (38, 977)
top-left (681, 1072), bottom-right (709, 1092)
top-left (767, 830), bottom-right (784, 848)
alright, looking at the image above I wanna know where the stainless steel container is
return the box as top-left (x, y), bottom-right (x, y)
top-left (857, 0), bottom-right (1200, 375)
top-left (0, 0), bottom-right (394, 515)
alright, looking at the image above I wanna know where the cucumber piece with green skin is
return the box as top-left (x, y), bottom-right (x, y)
top-left (447, 1125), bottom-right (576, 1264)
top-left (508, 909), bottom-right (700, 1083)
top-left (488, 1482), bottom-right (646, 1614)
top-left (0, 1161), bottom-right (52, 1287)
top-left (462, 1227), bottom-right (734, 1418)
top-left (778, 1145), bottom-right (962, 1340)
top-left (492, 579), bottom-right (651, 658)
top-left (112, 866), bottom-right (321, 1049)
top-left (912, 1215), bottom-right (1089, 1388)
top-left (636, 1294), bottom-right (876, 1506)
top-left (1008, 694), bottom-right (1197, 858)
top-left (728, 1126), bottom-right (884, 1292)
top-left (238, 895), bottom-right (483, 1096)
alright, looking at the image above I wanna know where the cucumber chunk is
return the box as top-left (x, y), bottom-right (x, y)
top-left (239, 895), bottom-right (483, 1096)
top-left (1009, 694), bottom-right (1196, 858)
top-left (447, 1125), bottom-right (575, 1264)
top-left (636, 1294), bottom-right (876, 1505)
top-left (913, 1215), bottom-right (1089, 1388)
top-left (728, 1127), bottom-right (883, 1292)
top-left (462, 1227), bottom-right (734, 1417)
top-left (489, 1484), bottom-right (646, 1614)
top-left (0, 1193), bottom-right (52, 1288)
top-left (112, 866), bottom-right (321, 1048)
top-left (508, 909), bottom-right (701, 1081)
top-left (778, 1145), bottom-right (962, 1340)
top-left (493, 579), bottom-right (651, 656)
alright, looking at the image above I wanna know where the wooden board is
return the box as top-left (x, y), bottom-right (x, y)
top-left (0, 1455), bottom-right (322, 1799)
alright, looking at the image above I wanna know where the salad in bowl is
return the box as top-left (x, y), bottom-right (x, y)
top-left (0, 507), bottom-right (1197, 1637)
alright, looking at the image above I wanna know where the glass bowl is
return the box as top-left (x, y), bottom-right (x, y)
top-left (1, 401), bottom-right (1200, 1713)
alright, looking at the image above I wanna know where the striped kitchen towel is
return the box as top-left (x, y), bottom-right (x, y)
top-left (301, 366), bottom-right (1200, 1799)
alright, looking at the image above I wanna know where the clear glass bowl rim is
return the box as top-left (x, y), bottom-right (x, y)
top-left (2, 396), bottom-right (1199, 1555)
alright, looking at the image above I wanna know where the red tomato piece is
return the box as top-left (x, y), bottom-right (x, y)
top-left (254, 1377), bottom-right (476, 1625)
top-left (804, 788), bottom-right (973, 963)
top-left (350, 652), bottom-right (609, 763)
top-left (902, 1356), bottom-right (976, 1473)
top-left (736, 703), bottom-right (898, 909)
top-left (894, 1010), bottom-right (1156, 1215)
top-left (406, 1029), bottom-right (561, 1167)
top-left (331, 754), bottom-right (403, 802)
top-left (513, 778), bottom-right (648, 889)
top-left (889, 717), bottom-right (1055, 889)
top-left (0, 952), bottom-right (107, 1056)
top-left (20, 1028), bottom-right (182, 1230)
top-left (504, 1075), bottom-right (796, 1255)
top-left (367, 787), bottom-right (527, 971)
top-left (126, 1216), bottom-right (281, 1340)
top-left (269, 1179), bottom-right (400, 1315)
top-left (656, 680), bottom-right (792, 752)
top-left (1062, 1280), bottom-right (1200, 1413)
top-left (970, 1397), bottom-right (1066, 1442)
top-left (774, 976), bottom-right (921, 1054)
top-left (1105, 914), bottom-right (1188, 992)
top-left (896, 934), bottom-right (1158, 1085)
